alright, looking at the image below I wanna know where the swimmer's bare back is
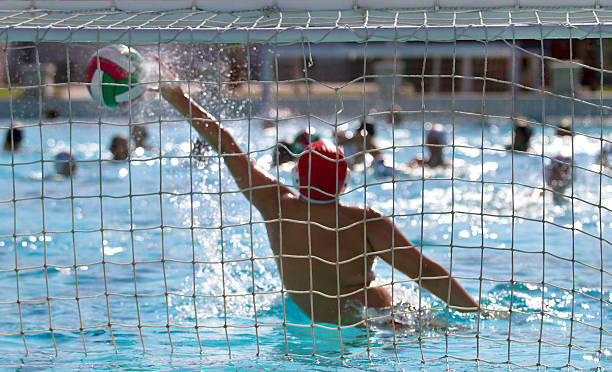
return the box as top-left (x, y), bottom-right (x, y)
top-left (265, 196), bottom-right (392, 324)
top-left (157, 57), bottom-right (479, 325)
top-left (266, 195), bottom-right (479, 324)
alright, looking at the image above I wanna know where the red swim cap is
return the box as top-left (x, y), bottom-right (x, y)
top-left (296, 139), bottom-right (348, 201)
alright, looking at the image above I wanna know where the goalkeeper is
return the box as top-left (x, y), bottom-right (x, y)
top-left (156, 58), bottom-right (479, 325)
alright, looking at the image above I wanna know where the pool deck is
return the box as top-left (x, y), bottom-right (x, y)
top-left (1, 84), bottom-right (611, 123)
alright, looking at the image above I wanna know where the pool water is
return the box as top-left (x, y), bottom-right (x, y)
top-left (0, 108), bottom-right (610, 370)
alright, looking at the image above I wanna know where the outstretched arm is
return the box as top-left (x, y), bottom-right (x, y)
top-left (157, 59), bottom-right (294, 217)
top-left (365, 208), bottom-right (479, 312)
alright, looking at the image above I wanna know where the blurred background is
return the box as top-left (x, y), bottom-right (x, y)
top-left (1, 39), bottom-right (611, 121)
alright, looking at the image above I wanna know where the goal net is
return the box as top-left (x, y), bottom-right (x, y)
top-left (0, 1), bottom-right (610, 369)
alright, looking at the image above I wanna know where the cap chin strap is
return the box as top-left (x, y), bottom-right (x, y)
top-left (291, 165), bottom-right (350, 204)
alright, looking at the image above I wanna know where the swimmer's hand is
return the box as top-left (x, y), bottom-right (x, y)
top-left (151, 55), bottom-right (186, 105)
top-left (408, 155), bottom-right (424, 168)
top-left (150, 55), bottom-right (217, 129)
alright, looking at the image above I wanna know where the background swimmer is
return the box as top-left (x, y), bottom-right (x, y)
top-left (131, 125), bottom-right (150, 149)
top-left (556, 118), bottom-right (573, 138)
top-left (338, 116), bottom-right (381, 168)
top-left (273, 141), bottom-right (296, 165)
top-left (505, 116), bottom-right (533, 152)
top-left (546, 154), bottom-right (573, 194)
top-left (109, 135), bottom-right (129, 161)
top-left (54, 151), bottom-right (76, 177)
top-left (273, 129), bottom-right (320, 165)
top-left (3, 127), bottom-right (23, 152)
top-left (291, 128), bottom-right (320, 154)
top-left (599, 142), bottom-right (612, 167)
top-left (409, 124), bottom-right (448, 168)
top-left (386, 104), bottom-right (403, 124)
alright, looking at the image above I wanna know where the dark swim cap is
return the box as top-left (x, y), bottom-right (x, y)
top-left (273, 141), bottom-right (296, 165)
top-left (514, 117), bottom-right (533, 138)
top-left (54, 151), bottom-right (76, 176)
top-left (426, 124), bottom-right (447, 145)
top-left (4, 127), bottom-right (23, 146)
top-left (358, 116), bottom-right (376, 137)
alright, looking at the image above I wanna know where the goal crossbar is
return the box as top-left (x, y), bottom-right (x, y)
top-left (2, 8), bottom-right (612, 43)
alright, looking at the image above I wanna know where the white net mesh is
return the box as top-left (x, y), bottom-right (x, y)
top-left (0, 4), bottom-right (610, 370)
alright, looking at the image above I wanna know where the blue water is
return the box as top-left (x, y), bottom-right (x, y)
top-left (0, 109), bottom-right (610, 370)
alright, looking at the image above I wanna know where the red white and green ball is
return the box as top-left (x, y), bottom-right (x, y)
top-left (86, 44), bottom-right (145, 108)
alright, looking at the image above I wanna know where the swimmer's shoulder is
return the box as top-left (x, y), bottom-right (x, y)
top-left (337, 203), bottom-right (385, 222)
top-left (365, 205), bottom-right (384, 219)
top-left (277, 197), bottom-right (383, 221)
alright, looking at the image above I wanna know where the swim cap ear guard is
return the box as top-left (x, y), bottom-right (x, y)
top-left (291, 164), bottom-right (300, 188)
top-left (342, 167), bottom-right (351, 193)
top-left (291, 164), bottom-right (350, 202)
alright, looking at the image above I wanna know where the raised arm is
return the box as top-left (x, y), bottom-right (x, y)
top-left (157, 59), bottom-right (293, 217)
top-left (365, 208), bottom-right (479, 312)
